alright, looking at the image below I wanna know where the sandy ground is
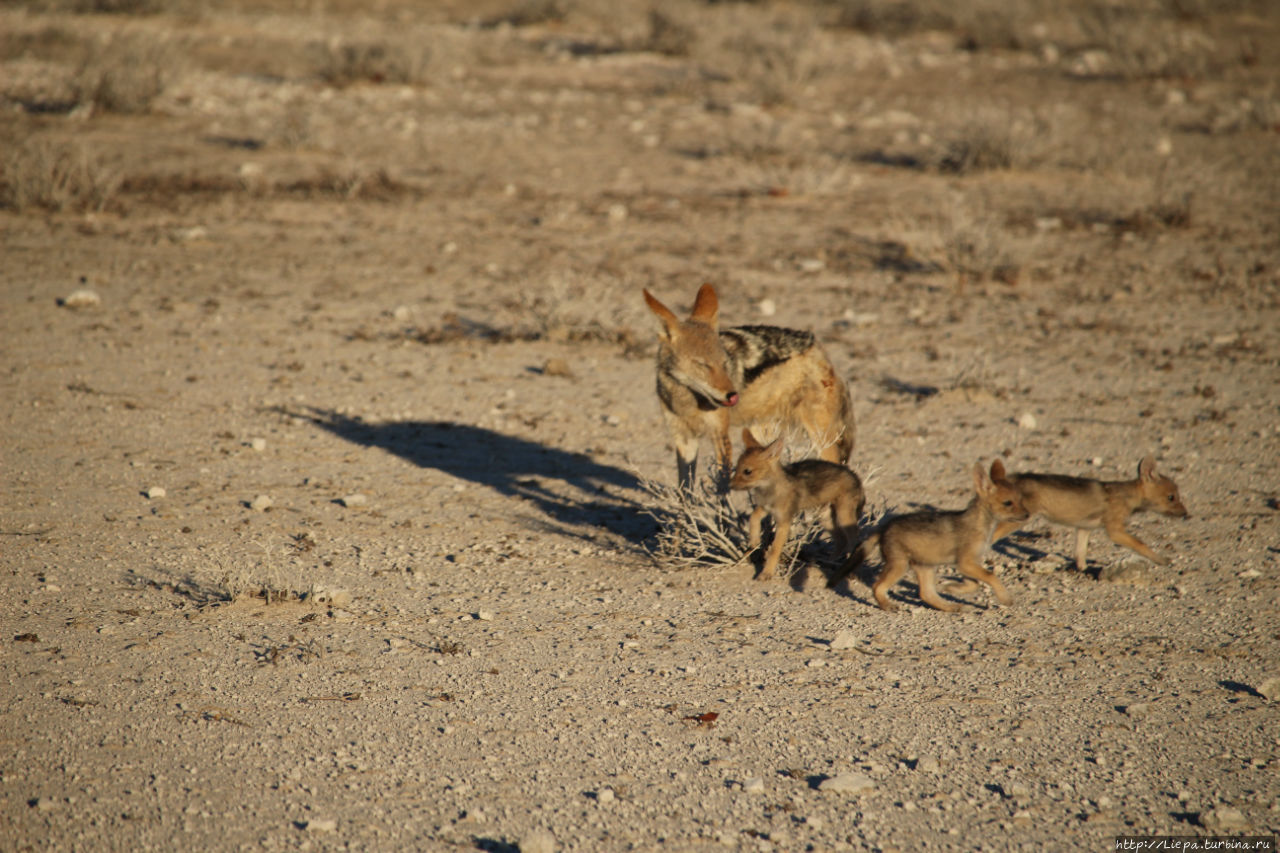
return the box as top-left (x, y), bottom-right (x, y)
top-left (3, 1), bottom-right (1279, 850)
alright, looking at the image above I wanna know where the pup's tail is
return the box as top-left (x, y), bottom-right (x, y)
top-left (827, 532), bottom-right (879, 589)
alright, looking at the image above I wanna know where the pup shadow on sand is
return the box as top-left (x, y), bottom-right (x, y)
top-left (287, 406), bottom-right (655, 546)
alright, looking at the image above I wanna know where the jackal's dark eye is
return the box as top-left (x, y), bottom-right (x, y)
top-left (1167, 494), bottom-right (1176, 501)
top-left (1002, 500), bottom-right (1013, 507)
top-left (742, 468), bottom-right (753, 476)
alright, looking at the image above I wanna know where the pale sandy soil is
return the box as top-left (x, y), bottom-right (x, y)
top-left (2, 2), bottom-right (1279, 850)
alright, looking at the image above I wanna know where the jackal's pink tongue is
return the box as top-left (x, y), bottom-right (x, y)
top-left (725, 392), bottom-right (739, 407)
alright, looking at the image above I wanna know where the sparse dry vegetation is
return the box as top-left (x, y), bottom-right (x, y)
top-left (643, 479), bottom-right (840, 582)
top-left (310, 38), bottom-right (433, 88)
top-left (70, 30), bottom-right (177, 113)
top-left (0, 138), bottom-right (119, 212)
top-left (2, 0), bottom-right (1278, 849)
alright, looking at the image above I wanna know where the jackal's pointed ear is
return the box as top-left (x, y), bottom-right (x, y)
top-left (973, 460), bottom-right (991, 494)
top-left (690, 283), bottom-right (719, 328)
top-left (1137, 455), bottom-right (1157, 481)
top-left (643, 289), bottom-right (680, 339)
top-left (989, 459), bottom-right (1007, 483)
top-left (762, 438), bottom-right (784, 460)
top-left (742, 428), bottom-right (761, 449)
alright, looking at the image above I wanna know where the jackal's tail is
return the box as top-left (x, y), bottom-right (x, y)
top-left (835, 377), bottom-right (856, 464)
top-left (827, 531), bottom-right (879, 589)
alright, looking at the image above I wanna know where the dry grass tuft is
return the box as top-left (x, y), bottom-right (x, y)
top-left (481, 0), bottom-right (569, 28)
top-left (310, 37), bottom-right (433, 87)
top-left (1073, 4), bottom-right (1218, 80)
top-left (71, 31), bottom-right (178, 113)
top-left (642, 426), bottom-right (868, 579)
top-left (831, 0), bottom-right (1038, 50)
top-left (713, 9), bottom-right (826, 106)
top-left (941, 197), bottom-right (1031, 292)
top-left (642, 7), bottom-right (698, 57)
top-left (1, 139), bottom-right (120, 213)
top-left (642, 478), bottom-right (756, 570)
top-left (934, 111), bottom-right (1039, 175)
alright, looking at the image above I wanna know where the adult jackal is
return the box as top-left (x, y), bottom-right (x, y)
top-left (643, 284), bottom-right (855, 491)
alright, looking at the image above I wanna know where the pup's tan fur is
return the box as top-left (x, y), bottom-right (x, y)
top-left (992, 456), bottom-right (1188, 571)
top-left (729, 429), bottom-right (866, 582)
top-left (871, 460), bottom-right (1028, 612)
top-left (643, 284), bottom-right (855, 490)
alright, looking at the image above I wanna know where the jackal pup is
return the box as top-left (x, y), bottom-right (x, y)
top-left (992, 455), bottom-right (1188, 571)
top-left (729, 430), bottom-right (865, 582)
top-left (643, 284), bottom-right (855, 491)
top-left (871, 460), bottom-right (1028, 612)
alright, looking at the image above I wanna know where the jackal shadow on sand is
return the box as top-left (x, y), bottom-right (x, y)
top-left (286, 406), bottom-right (656, 548)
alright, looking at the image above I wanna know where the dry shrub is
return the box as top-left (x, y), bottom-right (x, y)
top-left (942, 197), bottom-right (1032, 292)
top-left (509, 273), bottom-right (649, 344)
top-left (643, 425), bottom-right (864, 579)
top-left (311, 37), bottom-right (432, 87)
top-left (711, 8), bottom-right (826, 106)
top-left (1, 139), bottom-right (120, 213)
top-left (831, 0), bottom-right (1042, 50)
top-left (480, 0), bottom-right (569, 28)
top-left (15, 0), bottom-right (166, 12)
top-left (642, 480), bottom-right (852, 580)
top-left (832, 0), bottom-right (956, 36)
top-left (1070, 1), bottom-right (1220, 79)
top-left (732, 154), bottom-right (863, 198)
top-left (71, 31), bottom-right (178, 113)
top-left (642, 479), bottom-right (754, 570)
top-left (934, 110), bottom-right (1040, 174)
top-left (643, 6), bottom-right (698, 57)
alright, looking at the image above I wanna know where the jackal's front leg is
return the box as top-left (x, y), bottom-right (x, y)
top-left (992, 519), bottom-right (1023, 544)
top-left (758, 517), bottom-right (791, 582)
top-left (710, 410), bottom-right (734, 492)
top-left (746, 506), bottom-right (766, 552)
top-left (1073, 529), bottom-right (1091, 571)
top-left (667, 415), bottom-right (701, 493)
top-left (1104, 523), bottom-right (1169, 566)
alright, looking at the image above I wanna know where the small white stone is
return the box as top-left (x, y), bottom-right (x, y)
top-left (249, 494), bottom-right (273, 512)
top-left (1017, 412), bottom-right (1038, 431)
top-left (145, 486), bottom-right (166, 500)
top-left (60, 289), bottom-right (101, 309)
top-left (596, 788), bottom-right (615, 804)
top-left (819, 773), bottom-right (875, 794)
top-left (917, 756), bottom-right (941, 774)
top-left (339, 493), bottom-right (367, 508)
top-left (303, 818), bottom-right (337, 833)
top-left (1238, 568), bottom-right (1262, 579)
top-left (475, 611), bottom-right (494, 622)
top-left (521, 829), bottom-right (556, 853)
top-left (758, 298), bottom-right (777, 317)
top-left (1201, 807), bottom-right (1248, 832)
top-left (830, 630), bottom-right (859, 650)
top-left (321, 589), bottom-right (352, 608)
top-left (249, 437), bottom-right (267, 452)
top-left (742, 777), bottom-right (765, 794)
top-left (1256, 677), bottom-right (1280, 702)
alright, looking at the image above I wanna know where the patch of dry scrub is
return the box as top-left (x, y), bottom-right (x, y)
top-left (0, 138), bottom-right (120, 212)
top-left (70, 30), bottom-right (179, 113)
